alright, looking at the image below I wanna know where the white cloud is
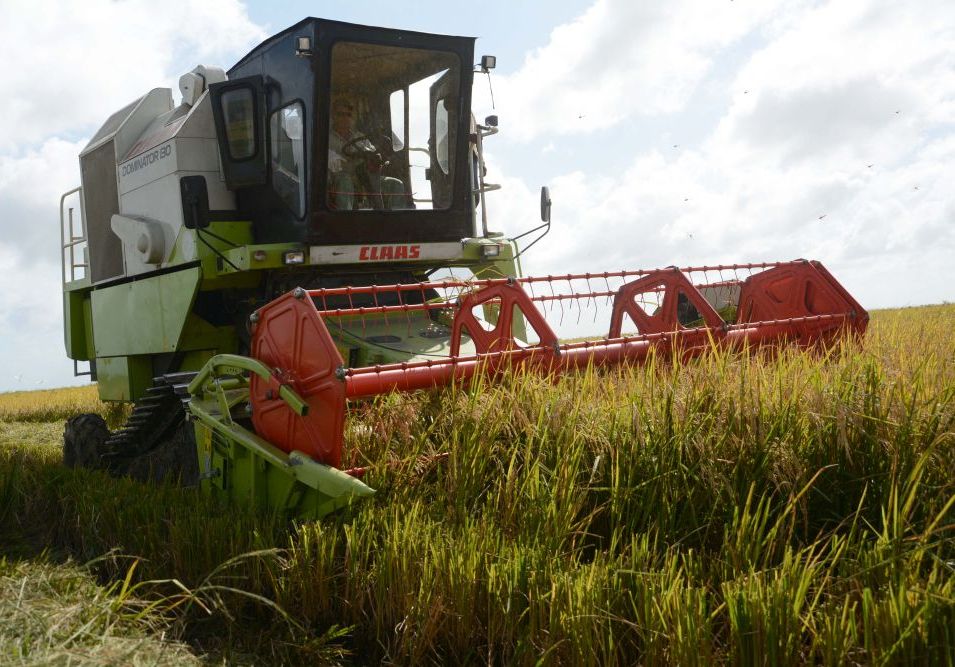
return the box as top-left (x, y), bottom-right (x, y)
top-left (0, 138), bottom-right (88, 258)
top-left (0, 0), bottom-right (266, 150)
top-left (485, 0), bottom-right (789, 141)
top-left (489, 0), bottom-right (955, 311)
top-left (714, 0), bottom-right (955, 165)
top-left (0, 244), bottom-right (74, 388)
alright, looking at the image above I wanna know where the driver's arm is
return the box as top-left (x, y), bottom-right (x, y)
top-left (328, 132), bottom-right (345, 172)
top-left (329, 148), bottom-right (345, 172)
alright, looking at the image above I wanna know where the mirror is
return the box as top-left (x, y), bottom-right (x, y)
top-left (540, 185), bottom-right (552, 223)
top-left (281, 105), bottom-right (303, 141)
top-left (180, 175), bottom-right (210, 229)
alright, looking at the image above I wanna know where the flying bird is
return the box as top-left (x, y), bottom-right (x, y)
top-left (672, 144), bottom-right (680, 149)
top-left (867, 164), bottom-right (874, 168)
top-left (818, 214), bottom-right (827, 220)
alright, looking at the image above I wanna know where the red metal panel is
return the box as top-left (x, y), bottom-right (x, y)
top-left (807, 261), bottom-right (869, 336)
top-left (250, 292), bottom-right (346, 467)
top-left (737, 261), bottom-right (867, 345)
top-left (609, 268), bottom-right (725, 337)
top-left (450, 280), bottom-right (559, 357)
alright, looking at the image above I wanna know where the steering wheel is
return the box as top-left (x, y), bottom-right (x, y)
top-left (340, 134), bottom-right (379, 159)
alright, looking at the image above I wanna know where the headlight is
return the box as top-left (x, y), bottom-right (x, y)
top-left (283, 250), bottom-right (305, 265)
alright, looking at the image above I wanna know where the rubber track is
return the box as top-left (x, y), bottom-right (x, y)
top-left (101, 372), bottom-right (197, 465)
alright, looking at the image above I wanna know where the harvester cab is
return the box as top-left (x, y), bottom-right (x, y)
top-left (60, 17), bottom-right (869, 519)
top-left (210, 21), bottom-right (492, 244)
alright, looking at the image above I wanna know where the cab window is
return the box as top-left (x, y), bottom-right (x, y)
top-left (270, 102), bottom-right (306, 217)
top-left (327, 41), bottom-right (459, 211)
top-left (220, 88), bottom-right (256, 160)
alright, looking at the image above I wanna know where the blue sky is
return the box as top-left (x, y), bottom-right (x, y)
top-left (0, 0), bottom-right (953, 391)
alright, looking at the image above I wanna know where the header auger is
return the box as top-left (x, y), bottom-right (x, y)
top-left (59, 16), bottom-right (868, 518)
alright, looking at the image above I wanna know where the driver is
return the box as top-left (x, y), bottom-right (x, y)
top-left (328, 95), bottom-right (407, 210)
top-left (328, 96), bottom-right (372, 210)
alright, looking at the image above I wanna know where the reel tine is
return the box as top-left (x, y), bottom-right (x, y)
top-left (347, 287), bottom-right (365, 337)
top-left (585, 275), bottom-right (599, 323)
top-left (555, 278), bottom-right (566, 326)
top-left (576, 279), bottom-right (583, 326)
top-left (586, 274), bottom-right (598, 320)
top-left (375, 285), bottom-right (389, 328)
top-left (396, 285), bottom-right (411, 336)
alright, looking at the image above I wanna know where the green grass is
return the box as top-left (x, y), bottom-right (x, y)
top-left (0, 304), bottom-right (953, 664)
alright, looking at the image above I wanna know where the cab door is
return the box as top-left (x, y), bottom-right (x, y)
top-left (429, 70), bottom-right (457, 209)
top-left (209, 76), bottom-right (268, 188)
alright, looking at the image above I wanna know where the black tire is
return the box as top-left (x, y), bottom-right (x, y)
top-left (63, 413), bottom-right (110, 469)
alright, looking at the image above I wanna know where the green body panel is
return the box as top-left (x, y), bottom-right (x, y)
top-left (89, 266), bottom-right (242, 401)
top-left (188, 355), bottom-right (374, 518)
top-left (220, 242), bottom-right (305, 273)
top-left (167, 221), bottom-right (253, 270)
top-left (63, 282), bottom-right (93, 360)
top-left (328, 310), bottom-right (477, 367)
top-left (91, 267), bottom-right (202, 356)
top-left (475, 238), bottom-right (523, 281)
top-left (179, 314), bottom-right (237, 353)
top-left (470, 240), bottom-right (527, 341)
top-left (192, 416), bottom-right (374, 519)
top-left (179, 349), bottom-right (218, 373)
top-left (83, 298), bottom-right (95, 360)
top-left (95, 355), bottom-right (153, 402)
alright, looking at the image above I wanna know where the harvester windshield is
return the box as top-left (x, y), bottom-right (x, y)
top-left (328, 42), bottom-right (460, 212)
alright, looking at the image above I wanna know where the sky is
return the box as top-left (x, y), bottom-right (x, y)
top-left (0, 0), bottom-right (953, 391)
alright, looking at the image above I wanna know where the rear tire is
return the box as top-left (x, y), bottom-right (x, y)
top-left (63, 412), bottom-right (198, 487)
top-left (63, 413), bottom-right (110, 469)
top-left (122, 419), bottom-right (200, 486)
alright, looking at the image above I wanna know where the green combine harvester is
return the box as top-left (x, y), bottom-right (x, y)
top-left (60, 17), bottom-right (868, 519)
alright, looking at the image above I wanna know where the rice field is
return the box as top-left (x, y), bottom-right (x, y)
top-left (0, 304), bottom-right (953, 664)
top-left (0, 384), bottom-right (102, 423)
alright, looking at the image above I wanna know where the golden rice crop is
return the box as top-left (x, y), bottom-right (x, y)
top-left (0, 384), bottom-right (103, 422)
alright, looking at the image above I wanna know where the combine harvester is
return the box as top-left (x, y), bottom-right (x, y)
top-left (60, 18), bottom-right (868, 518)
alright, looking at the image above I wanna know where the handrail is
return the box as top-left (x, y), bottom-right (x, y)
top-left (187, 353), bottom-right (309, 417)
top-left (59, 186), bottom-right (86, 284)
